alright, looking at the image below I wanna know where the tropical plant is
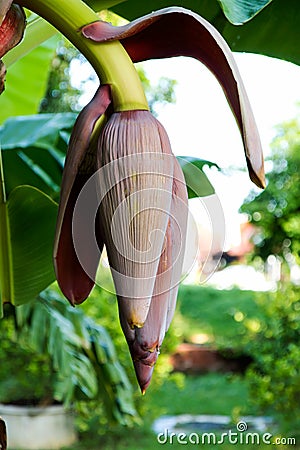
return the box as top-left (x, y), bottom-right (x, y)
top-left (0, 0), bottom-right (265, 396)
top-left (0, 106), bottom-right (224, 435)
top-left (0, 285), bottom-right (137, 424)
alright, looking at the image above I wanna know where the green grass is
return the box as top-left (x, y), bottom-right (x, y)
top-left (144, 372), bottom-right (255, 417)
top-left (175, 285), bottom-right (263, 347)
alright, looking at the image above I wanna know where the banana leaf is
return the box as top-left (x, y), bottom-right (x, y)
top-left (0, 36), bottom-right (58, 124)
top-left (0, 185), bottom-right (58, 312)
top-left (178, 156), bottom-right (220, 198)
top-left (0, 113), bottom-right (76, 198)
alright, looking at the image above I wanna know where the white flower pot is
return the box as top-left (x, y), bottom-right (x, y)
top-left (0, 404), bottom-right (77, 449)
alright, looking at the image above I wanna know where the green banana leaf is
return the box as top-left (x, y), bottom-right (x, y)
top-left (0, 113), bottom-right (76, 198)
top-left (178, 156), bottom-right (219, 198)
top-left (87, 0), bottom-right (271, 24)
top-left (0, 185), bottom-right (58, 311)
top-left (0, 37), bottom-right (57, 124)
top-left (218, 0), bottom-right (272, 24)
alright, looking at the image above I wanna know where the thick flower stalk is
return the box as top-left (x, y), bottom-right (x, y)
top-left (2, 1), bottom-right (265, 392)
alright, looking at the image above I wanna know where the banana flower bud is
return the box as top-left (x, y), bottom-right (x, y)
top-left (54, 6), bottom-right (265, 392)
top-left (54, 85), bottom-right (188, 392)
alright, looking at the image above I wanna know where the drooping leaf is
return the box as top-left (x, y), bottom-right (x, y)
top-left (13, 0), bottom-right (299, 73)
top-left (82, 7), bottom-right (265, 189)
top-left (0, 37), bottom-right (57, 123)
top-left (0, 185), bottom-right (58, 307)
top-left (0, 113), bottom-right (76, 197)
top-left (177, 156), bottom-right (219, 198)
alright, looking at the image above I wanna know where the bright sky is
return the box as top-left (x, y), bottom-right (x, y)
top-left (140, 53), bottom-right (300, 249)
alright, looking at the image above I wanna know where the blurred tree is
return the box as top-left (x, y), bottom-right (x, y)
top-left (241, 114), bottom-right (300, 264)
top-left (136, 66), bottom-right (177, 117)
top-left (39, 37), bottom-right (177, 115)
top-left (39, 39), bottom-right (82, 113)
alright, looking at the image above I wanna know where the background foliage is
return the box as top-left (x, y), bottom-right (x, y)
top-left (241, 115), bottom-right (300, 265)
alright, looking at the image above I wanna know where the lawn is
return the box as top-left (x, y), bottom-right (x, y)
top-left (175, 284), bottom-right (264, 347)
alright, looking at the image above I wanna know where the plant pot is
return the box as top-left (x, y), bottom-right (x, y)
top-left (0, 404), bottom-right (77, 450)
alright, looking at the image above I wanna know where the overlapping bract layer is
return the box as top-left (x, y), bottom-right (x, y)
top-left (0, 3), bottom-right (25, 94)
top-left (54, 85), bottom-right (111, 304)
top-left (97, 111), bottom-right (188, 392)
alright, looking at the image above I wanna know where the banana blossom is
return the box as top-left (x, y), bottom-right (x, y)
top-left (54, 7), bottom-right (265, 392)
top-left (1, 3), bottom-right (265, 392)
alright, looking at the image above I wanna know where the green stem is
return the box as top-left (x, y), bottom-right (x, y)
top-left (17, 0), bottom-right (149, 112)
